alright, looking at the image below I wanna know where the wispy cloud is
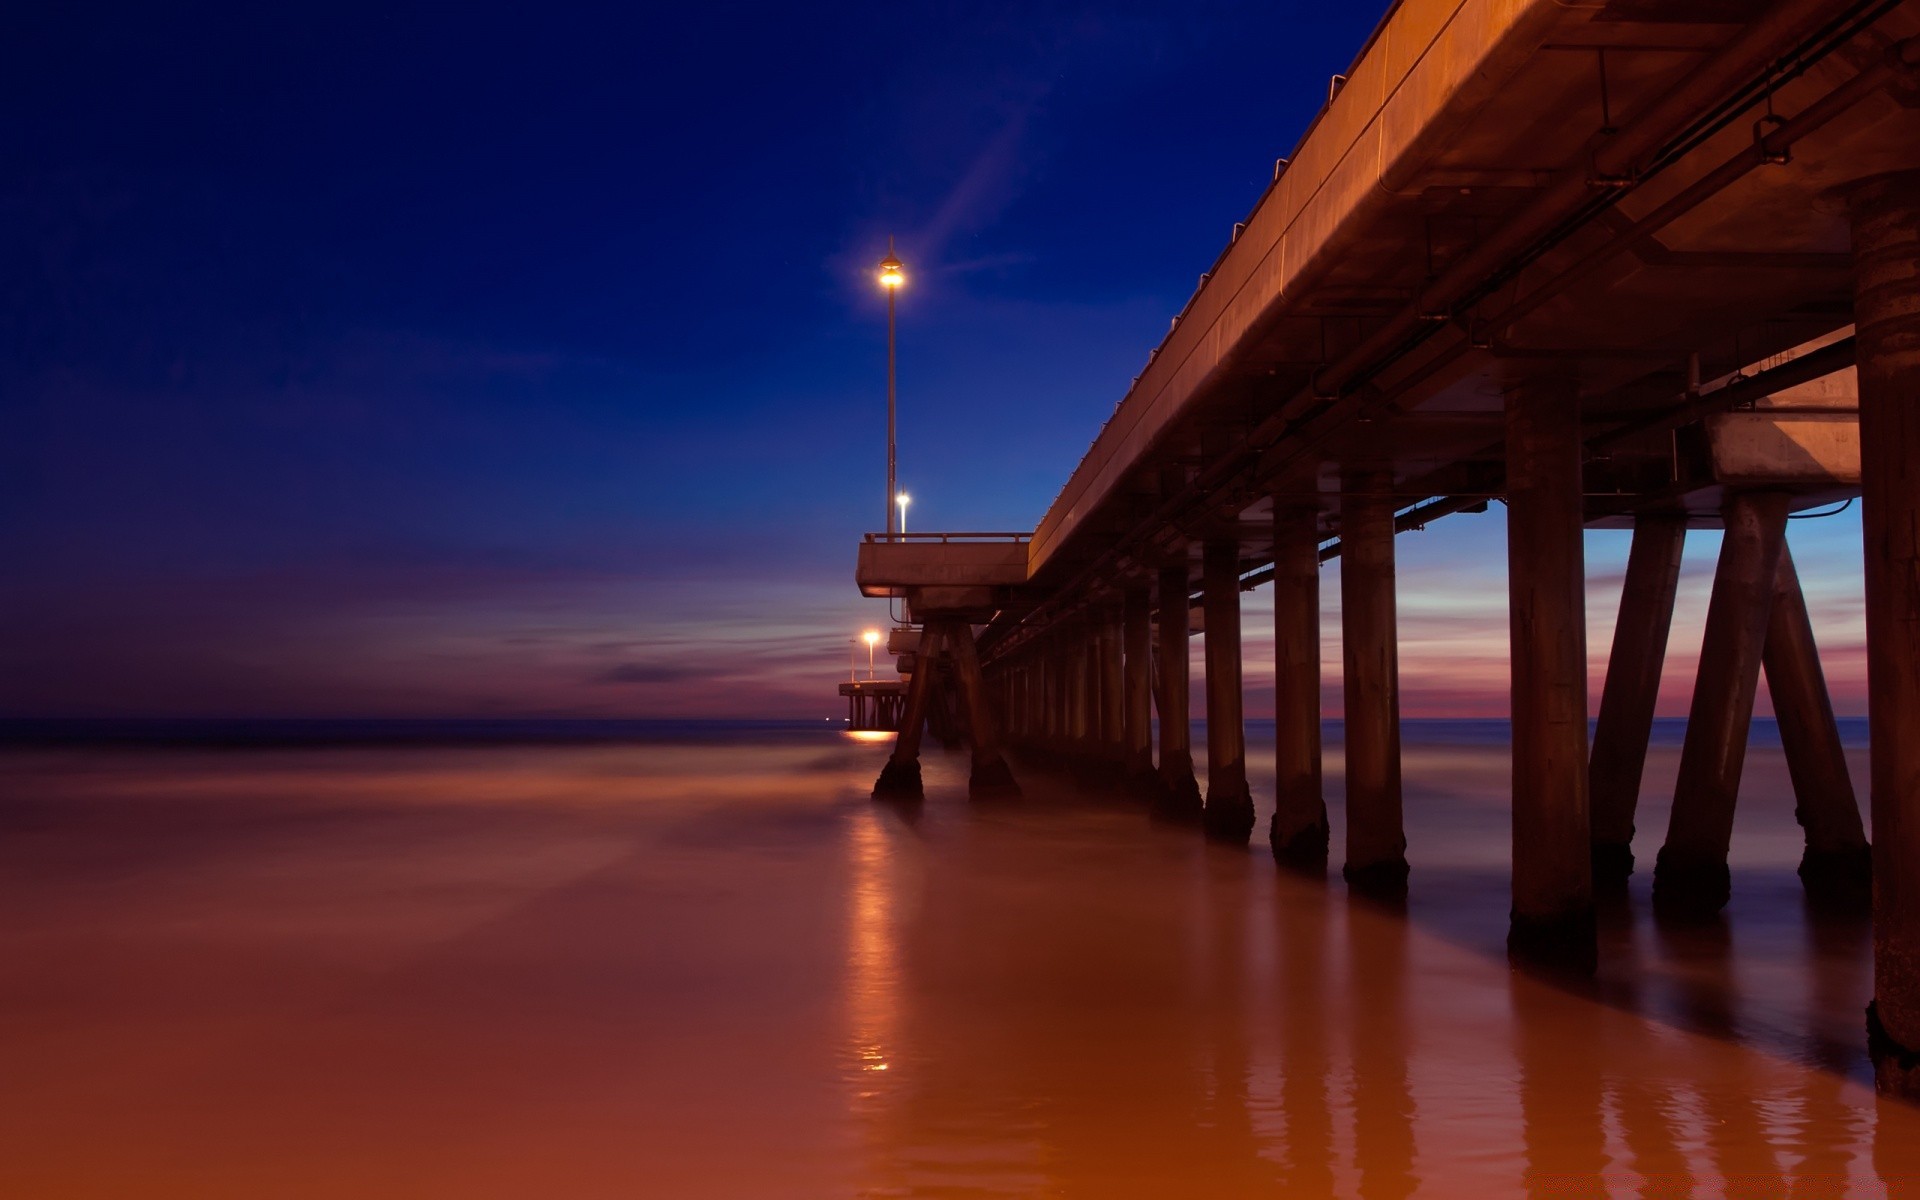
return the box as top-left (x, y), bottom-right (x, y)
top-left (592, 662), bottom-right (706, 686)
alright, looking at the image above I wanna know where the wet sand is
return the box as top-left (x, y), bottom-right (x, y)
top-left (3, 723), bottom-right (1917, 1197)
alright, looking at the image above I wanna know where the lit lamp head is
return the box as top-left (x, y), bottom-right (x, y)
top-left (877, 251), bottom-right (905, 290)
top-left (862, 630), bottom-right (881, 647)
top-left (896, 492), bottom-right (910, 513)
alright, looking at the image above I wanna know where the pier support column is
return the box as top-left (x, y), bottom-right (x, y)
top-left (1100, 607), bottom-right (1126, 766)
top-left (874, 623), bottom-right (947, 800)
top-left (1202, 538), bottom-right (1254, 842)
top-left (1123, 587), bottom-right (1155, 781)
top-left (1081, 626), bottom-right (1101, 758)
top-left (947, 620), bottom-right (1020, 798)
top-left (1764, 541), bottom-right (1869, 905)
top-left (1505, 376), bottom-right (1594, 971)
top-left (1590, 514), bottom-right (1686, 881)
top-left (1270, 500), bottom-right (1328, 869)
top-left (1340, 473), bottom-right (1408, 895)
top-left (1848, 170), bottom-right (1920, 1096)
top-left (1654, 490), bottom-right (1789, 918)
top-left (1155, 562), bottom-right (1203, 822)
top-left (1051, 642), bottom-right (1068, 750)
top-left (1068, 629), bottom-right (1090, 756)
top-left (1036, 649), bottom-right (1052, 746)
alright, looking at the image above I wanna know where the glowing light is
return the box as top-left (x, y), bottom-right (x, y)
top-left (862, 630), bottom-right (880, 646)
top-left (877, 252), bottom-right (904, 289)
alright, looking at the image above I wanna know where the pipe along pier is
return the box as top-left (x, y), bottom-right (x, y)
top-left (852, 0), bottom-right (1920, 1095)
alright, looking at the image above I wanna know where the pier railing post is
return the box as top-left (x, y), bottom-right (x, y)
top-left (1847, 169), bottom-right (1920, 1096)
top-left (1271, 499), bottom-right (1328, 870)
top-left (1505, 376), bottom-right (1595, 971)
top-left (1155, 561), bottom-right (1203, 822)
top-left (1340, 471), bottom-right (1407, 895)
top-left (1653, 489), bottom-right (1788, 917)
top-left (1202, 538), bottom-right (1254, 842)
top-left (1590, 513), bottom-right (1686, 881)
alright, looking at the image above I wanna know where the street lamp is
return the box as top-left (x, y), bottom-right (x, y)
top-left (878, 239), bottom-right (904, 541)
top-left (848, 637), bottom-right (859, 682)
top-left (896, 492), bottom-right (910, 536)
top-left (863, 629), bottom-right (881, 680)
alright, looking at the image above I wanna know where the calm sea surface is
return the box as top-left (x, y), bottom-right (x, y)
top-left (4, 718), bottom-right (1916, 1197)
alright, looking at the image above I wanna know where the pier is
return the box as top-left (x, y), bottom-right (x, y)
top-left (839, 680), bottom-right (906, 732)
top-left (856, 0), bottom-right (1920, 1094)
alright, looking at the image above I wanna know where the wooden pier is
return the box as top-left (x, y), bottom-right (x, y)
top-left (839, 679), bottom-right (906, 732)
top-left (854, 0), bottom-right (1920, 1095)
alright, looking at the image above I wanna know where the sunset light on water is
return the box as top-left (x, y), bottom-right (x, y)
top-left (5, 722), bottom-right (1917, 1194)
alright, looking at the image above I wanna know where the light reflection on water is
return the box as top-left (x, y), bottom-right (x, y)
top-left (2, 721), bottom-right (1916, 1197)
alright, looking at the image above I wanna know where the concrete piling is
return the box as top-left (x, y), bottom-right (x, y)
top-left (1848, 169), bottom-right (1920, 1097)
top-left (1762, 541), bottom-right (1868, 905)
top-left (946, 620), bottom-right (1020, 797)
top-left (1155, 562), bottom-right (1204, 822)
top-left (1123, 587), bottom-right (1156, 782)
top-left (1653, 490), bottom-right (1788, 918)
top-left (1589, 514), bottom-right (1687, 881)
top-left (1270, 500), bottom-right (1328, 869)
top-left (873, 623), bottom-right (946, 800)
top-left (1099, 607), bottom-right (1126, 766)
top-left (1504, 377), bottom-right (1595, 971)
top-left (1340, 474), bottom-right (1408, 895)
top-left (1201, 538), bottom-right (1255, 842)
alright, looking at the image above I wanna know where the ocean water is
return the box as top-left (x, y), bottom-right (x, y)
top-left (2, 718), bottom-right (1914, 1197)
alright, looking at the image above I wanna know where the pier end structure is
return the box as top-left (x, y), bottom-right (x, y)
top-left (856, 535), bottom-right (1028, 800)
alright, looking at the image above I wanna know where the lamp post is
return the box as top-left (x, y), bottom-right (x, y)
top-left (897, 492), bottom-right (911, 537)
top-left (878, 241), bottom-right (904, 540)
top-left (849, 637), bottom-right (858, 683)
top-left (863, 629), bottom-right (881, 680)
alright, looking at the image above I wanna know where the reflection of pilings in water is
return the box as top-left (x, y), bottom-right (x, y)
top-left (1347, 898), bottom-right (1416, 1199)
top-left (1651, 918), bottom-right (1781, 1187)
top-left (1594, 903), bottom-right (1688, 1196)
top-left (1276, 881), bottom-right (1334, 1194)
top-left (1610, 1072), bottom-right (1688, 1197)
top-left (1512, 973), bottom-right (1610, 1196)
top-left (1792, 902), bottom-right (1867, 1190)
top-left (1874, 1093), bottom-right (1920, 1196)
top-left (1192, 853), bottom-right (1282, 1195)
top-left (844, 810), bottom-right (904, 1192)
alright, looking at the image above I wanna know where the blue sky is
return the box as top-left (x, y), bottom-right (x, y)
top-left (0, 1), bottom-right (1868, 718)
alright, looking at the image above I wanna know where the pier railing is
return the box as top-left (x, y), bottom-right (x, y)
top-left (862, 532), bottom-right (1031, 544)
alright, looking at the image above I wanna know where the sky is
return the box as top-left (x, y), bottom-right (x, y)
top-left (1, 1), bottom-right (1870, 720)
